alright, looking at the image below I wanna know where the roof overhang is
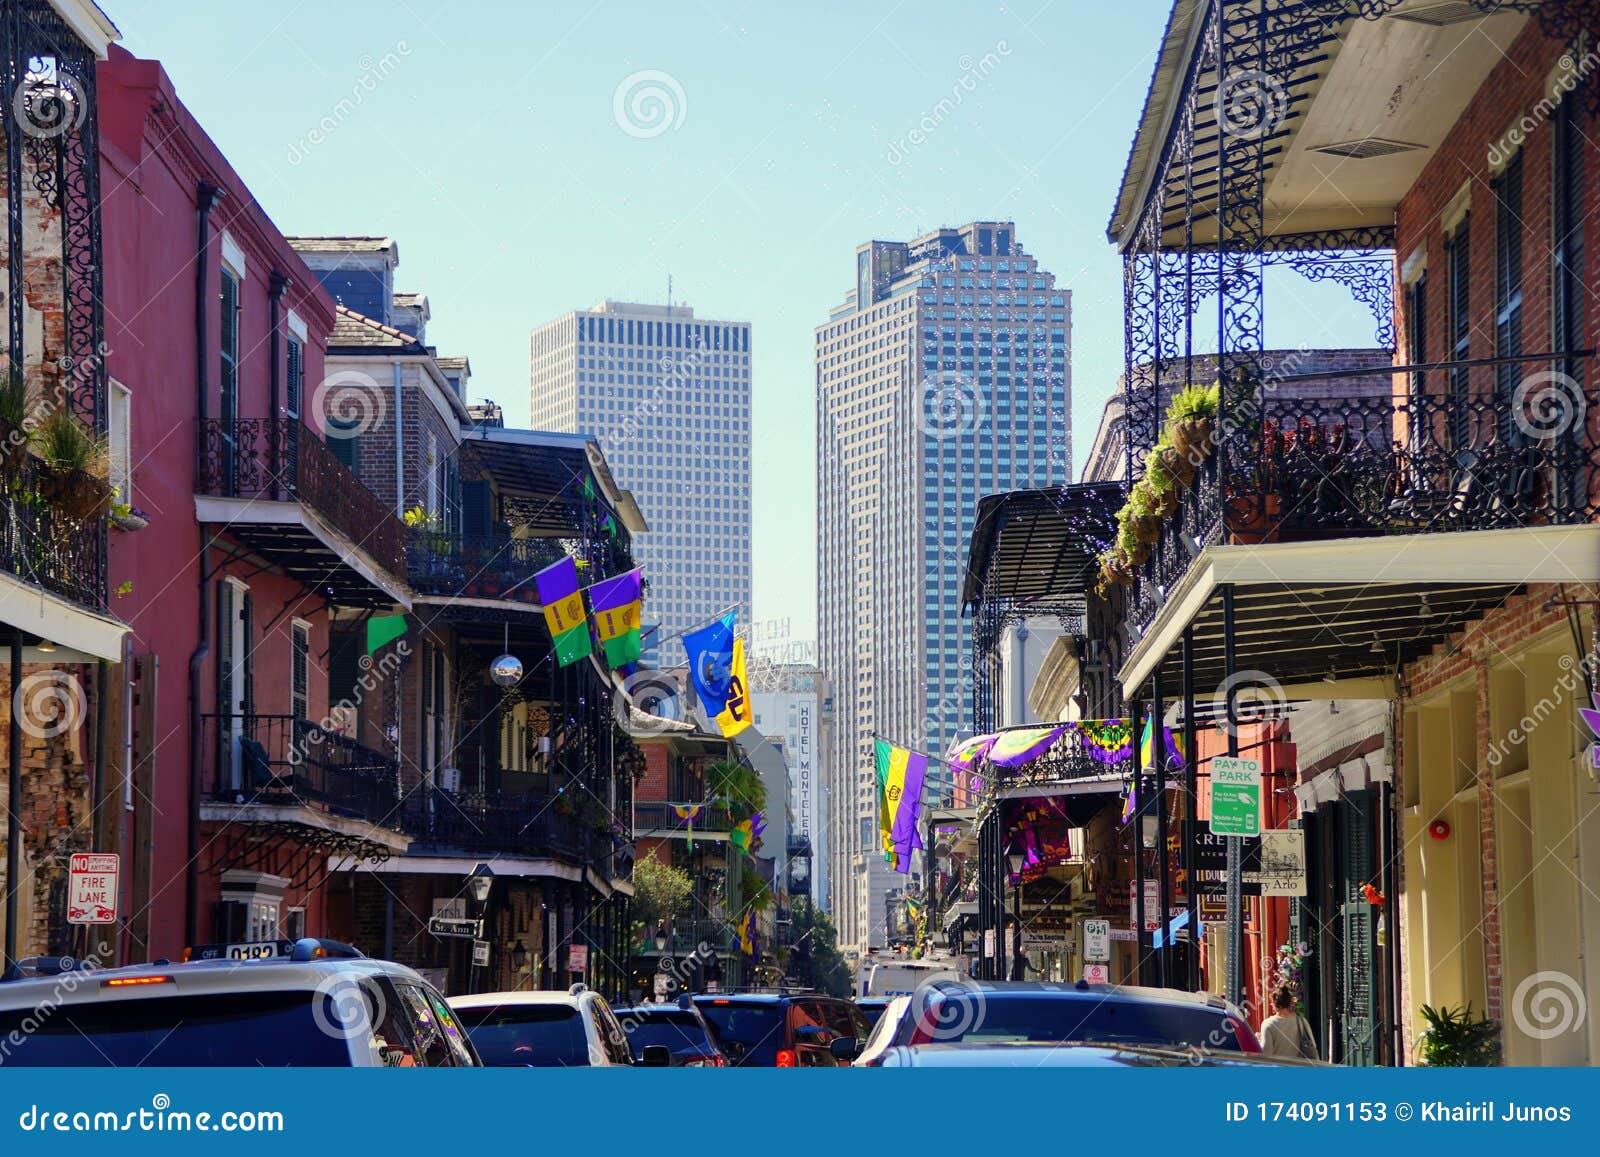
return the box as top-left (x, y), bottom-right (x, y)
top-left (0, 571), bottom-right (129, 661)
top-left (458, 428), bottom-right (647, 535)
top-left (200, 802), bottom-right (411, 856)
top-left (195, 496), bottom-right (411, 610)
top-left (1118, 523), bottom-right (1600, 694)
top-left (1110, 1), bottom-right (1536, 250)
top-left (964, 483), bottom-right (1123, 608)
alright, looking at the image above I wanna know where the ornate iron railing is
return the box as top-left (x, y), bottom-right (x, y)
top-left (405, 528), bottom-right (566, 600)
top-left (402, 788), bottom-right (616, 867)
top-left (196, 417), bottom-right (404, 577)
top-left (1128, 380), bottom-right (1600, 636)
top-left (0, 455), bottom-right (106, 611)
top-left (201, 712), bottom-right (403, 829)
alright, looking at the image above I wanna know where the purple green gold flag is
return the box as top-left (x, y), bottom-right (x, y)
top-left (985, 726), bottom-right (1064, 767)
top-left (587, 568), bottom-right (643, 667)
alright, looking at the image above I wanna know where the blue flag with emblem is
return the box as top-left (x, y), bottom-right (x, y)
top-left (681, 612), bottom-right (752, 737)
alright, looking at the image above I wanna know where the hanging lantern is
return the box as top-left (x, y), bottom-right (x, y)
top-left (490, 654), bottom-right (524, 687)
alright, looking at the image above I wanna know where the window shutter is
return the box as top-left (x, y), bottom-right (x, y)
top-left (216, 581), bottom-right (234, 718)
top-left (241, 592), bottom-right (254, 719)
top-left (328, 629), bottom-right (362, 722)
top-left (461, 479), bottom-right (492, 539)
top-left (327, 427), bottom-right (360, 475)
top-left (292, 624), bottom-right (309, 721)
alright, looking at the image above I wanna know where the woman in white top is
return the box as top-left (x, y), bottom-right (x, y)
top-left (1259, 984), bottom-right (1319, 1061)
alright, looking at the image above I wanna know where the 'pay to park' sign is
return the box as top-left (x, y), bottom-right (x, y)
top-left (68, 853), bottom-right (119, 924)
top-left (1209, 757), bottom-right (1261, 838)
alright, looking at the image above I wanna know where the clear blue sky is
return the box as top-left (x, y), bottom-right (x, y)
top-left (105, 0), bottom-right (1374, 640)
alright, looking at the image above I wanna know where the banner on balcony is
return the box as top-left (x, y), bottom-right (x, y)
top-left (874, 739), bottom-right (927, 874)
top-left (533, 556), bottom-right (591, 667)
top-left (682, 613), bottom-right (751, 736)
top-left (587, 568), bottom-right (643, 668)
top-left (946, 732), bottom-right (998, 773)
top-left (985, 726), bottom-right (1065, 767)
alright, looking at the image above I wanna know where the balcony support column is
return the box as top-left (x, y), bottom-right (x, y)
top-left (5, 633), bottom-right (22, 972)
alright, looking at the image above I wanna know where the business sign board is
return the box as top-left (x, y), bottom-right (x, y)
top-left (67, 853), bottom-right (118, 924)
top-left (1249, 828), bottom-right (1308, 897)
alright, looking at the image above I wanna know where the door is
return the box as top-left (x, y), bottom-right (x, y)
top-left (217, 580), bottom-right (250, 790)
top-left (1336, 790), bottom-right (1380, 1066)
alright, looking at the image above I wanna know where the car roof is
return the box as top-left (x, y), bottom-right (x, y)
top-left (923, 981), bottom-right (1237, 1012)
top-left (0, 956), bottom-right (426, 1013)
top-left (446, 989), bottom-right (595, 1011)
top-left (886, 1042), bottom-right (1283, 1068)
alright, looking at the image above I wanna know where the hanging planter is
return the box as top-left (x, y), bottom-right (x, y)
top-left (39, 465), bottom-right (113, 520)
top-left (34, 409), bottom-right (112, 521)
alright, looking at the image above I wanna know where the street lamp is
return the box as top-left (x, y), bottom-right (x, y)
top-left (467, 863), bottom-right (494, 995)
top-left (653, 924), bottom-right (669, 952)
top-left (1005, 839), bottom-right (1025, 981)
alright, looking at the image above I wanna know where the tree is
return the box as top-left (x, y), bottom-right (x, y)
top-left (789, 897), bottom-right (852, 998)
top-left (632, 852), bottom-right (693, 937)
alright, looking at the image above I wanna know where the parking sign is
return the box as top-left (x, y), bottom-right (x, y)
top-left (67, 853), bottom-right (119, 924)
top-left (1209, 756), bottom-right (1261, 837)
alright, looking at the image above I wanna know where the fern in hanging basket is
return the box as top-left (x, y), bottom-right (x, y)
top-left (34, 408), bottom-right (112, 521)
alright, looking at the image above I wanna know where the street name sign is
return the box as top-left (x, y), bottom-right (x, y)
top-left (1209, 756), bottom-right (1261, 836)
top-left (1082, 918), bottom-right (1111, 962)
top-left (427, 916), bottom-right (481, 939)
top-left (67, 853), bottom-right (119, 924)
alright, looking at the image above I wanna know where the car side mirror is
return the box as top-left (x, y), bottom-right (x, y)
top-left (639, 1044), bottom-right (672, 1067)
top-left (829, 1036), bottom-right (861, 1061)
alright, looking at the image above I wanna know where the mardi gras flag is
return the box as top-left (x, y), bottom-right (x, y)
top-left (736, 908), bottom-right (757, 956)
top-left (946, 733), bottom-right (998, 774)
top-left (730, 811), bottom-right (766, 856)
top-left (534, 556), bottom-right (591, 667)
top-left (1139, 717), bottom-right (1187, 771)
top-left (873, 739), bottom-right (928, 874)
top-left (682, 614), bottom-right (752, 737)
top-left (985, 725), bottom-right (1065, 767)
top-left (587, 568), bottom-right (643, 667)
top-left (674, 803), bottom-right (702, 850)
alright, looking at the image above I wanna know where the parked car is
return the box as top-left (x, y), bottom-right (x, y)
top-left (0, 939), bottom-right (479, 1067)
top-left (848, 980), bottom-right (1261, 1064)
top-left (612, 998), bottom-right (727, 1066)
top-left (449, 985), bottom-right (668, 1067)
top-left (872, 1042), bottom-right (1311, 1067)
top-left (853, 996), bottom-right (892, 1028)
top-left (693, 991), bottom-right (871, 1067)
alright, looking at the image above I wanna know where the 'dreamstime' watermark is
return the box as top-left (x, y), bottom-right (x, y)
top-left (1488, 46), bottom-right (1599, 168)
top-left (287, 42), bottom-right (413, 166)
top-left (886, 42), bottom-right (1011, 164)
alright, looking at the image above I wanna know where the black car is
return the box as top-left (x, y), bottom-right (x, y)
top-left (612, 1000), bottom-right (727, 1066)
top-left (693, 992), bottom-right (871, 1067)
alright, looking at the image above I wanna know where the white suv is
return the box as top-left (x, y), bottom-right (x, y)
top-left (0, 940), bottom-right (479, 1067)
top-left (449, 985), bottom-right (666, 1066)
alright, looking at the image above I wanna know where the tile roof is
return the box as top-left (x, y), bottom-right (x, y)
top-left (329, 305), bottom-right (426, 352)
top-left (286, 236), bottom-right (395, 253)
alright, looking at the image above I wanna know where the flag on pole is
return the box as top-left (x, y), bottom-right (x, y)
top-left (681, 613), bottom-right (752, 737)
top-left (873, 739), bottom-right (928, 874)
top-left (587, 568), bottom-right (643, 667)
top-left (730, 811), bottom-right (766, 856)
top-left (533, 556), bottom-right (591, 666)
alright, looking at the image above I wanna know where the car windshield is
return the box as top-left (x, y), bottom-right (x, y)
top-left (695, 1001), bottom-right (785, 1065)
top-left (454, 1004), bottom-right (590, 1067)
top-left (0, 990), bottom-right (352, 1066)
top-left (911, 994), bottom-right (1242, 1051)
top-left (617, 1010), bottom-right (717, 1058)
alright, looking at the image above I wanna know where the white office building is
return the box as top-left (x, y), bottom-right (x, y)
top-left (816, 221), bottom-right (1070, 952)
top-left (530, 302), bottom-right (752, 658)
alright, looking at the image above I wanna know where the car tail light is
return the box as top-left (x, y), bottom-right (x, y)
top-left (775, 1049), bottom-right (797, 1067)
top-left (102, 975), bottom-right (172, 988)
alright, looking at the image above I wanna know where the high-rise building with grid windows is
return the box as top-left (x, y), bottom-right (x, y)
top-left (530, 302), bottom-right (752, 659)
top-left (815, 222), bottom-right (1070, 953)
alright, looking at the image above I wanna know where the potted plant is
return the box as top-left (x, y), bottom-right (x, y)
top-left (34, 408), bottom-right (111, 520)
top-left (1127, 483), bottom-right (1163, 544)
top-left (108, 490), bottom-right (149, 532)
top-left (1143, 445), bottom-right (1183, 510)
top-left (0, 380), bottom-right (32, 473)
top-left (1416, 1003), bottom-right (1500, 1067)
top-left (1115, 511), bottom-right (1148, 567)
top-left (1167, 382), bottom-right (1219, 464)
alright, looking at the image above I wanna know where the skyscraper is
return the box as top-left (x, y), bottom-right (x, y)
top-left (530, 302), bottom-right (752, 658)
top-left (815, 221), bottom-right (1070, 952)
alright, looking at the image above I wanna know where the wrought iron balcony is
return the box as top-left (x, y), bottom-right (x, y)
top-left (1127, 380), bottom-right (1600, 637)
top-left (402, 788), bottom-right (617, 867)
top-left (650, 918), bottom-right (735, 956)
top-left (195, 417), bottom-right (405, 584)
top-left (0, 456), bottom-right (107, 612)
top-left (201, 713), bottom-right (404, 831)
top-left (405, 528), bottom-right (566, 600)
top-left (634, 800), bottom-right (735, 837)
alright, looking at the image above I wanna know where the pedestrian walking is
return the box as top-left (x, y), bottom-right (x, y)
top-left (1259, 984), bottom-right (1319, 1061)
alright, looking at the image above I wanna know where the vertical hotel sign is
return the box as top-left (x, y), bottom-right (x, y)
top-left (795, 697), bottom-right (814, 841)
